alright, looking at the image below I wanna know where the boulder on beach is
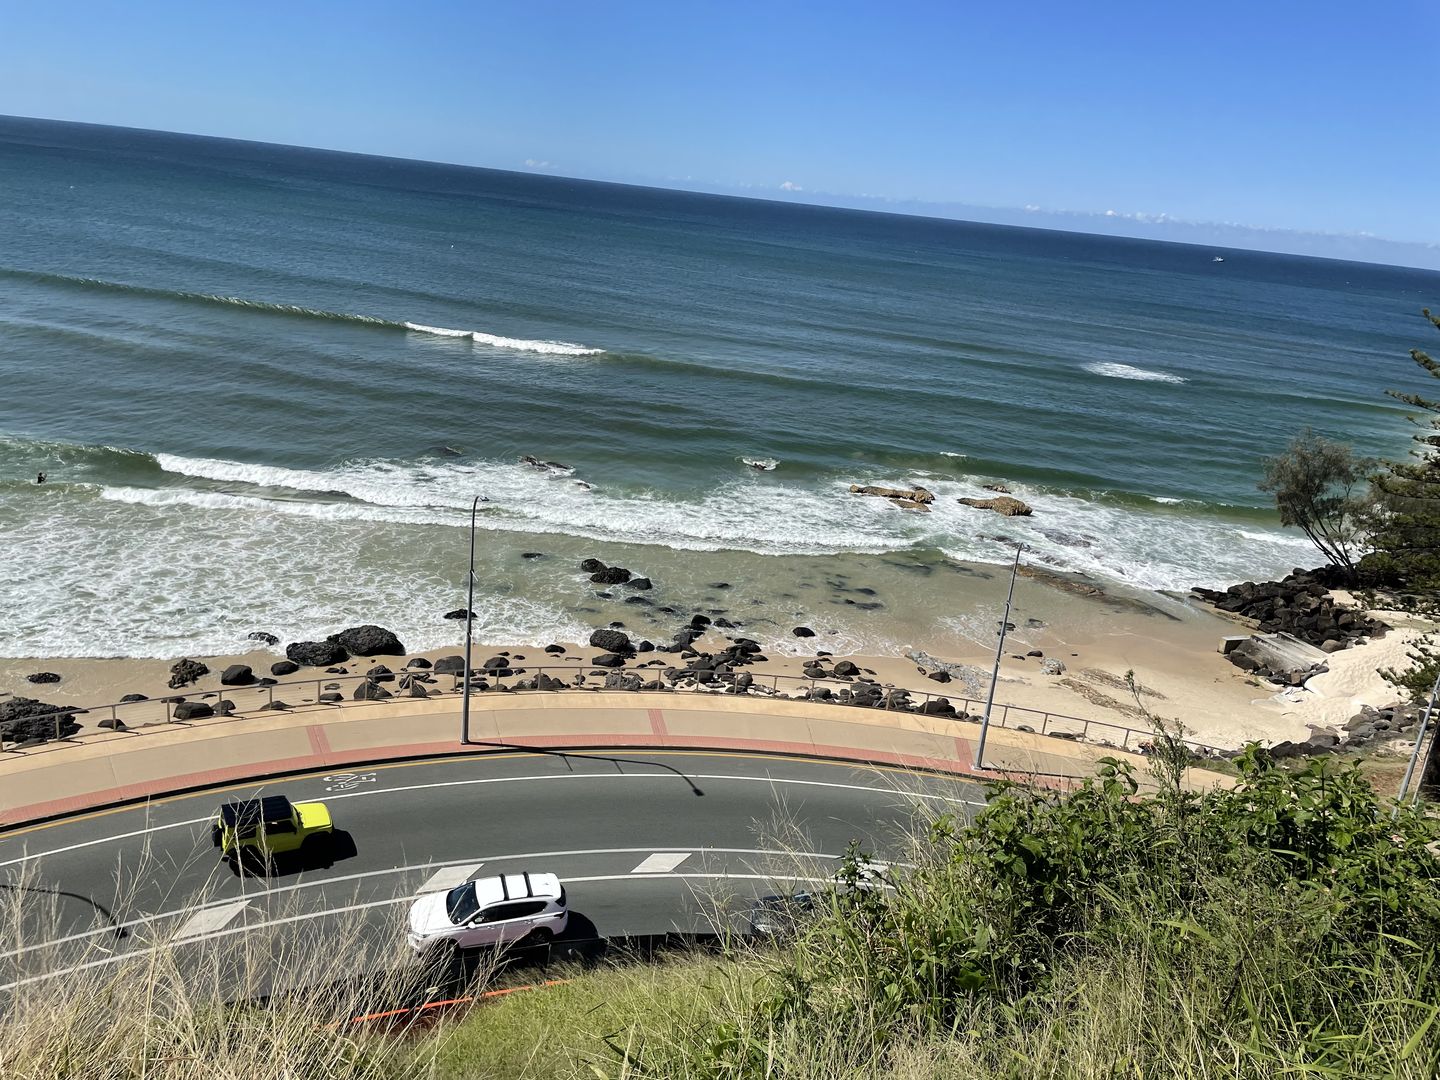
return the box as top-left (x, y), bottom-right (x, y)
top-left (172, 701), bottom-right (214, 721)
top-left (591, 566), bottom-right (633, 585)
top-left (220, 664), bottom-right (255, 686)
top-left (1, 697), bottom-right (83, 744)
top-left (328, 625), bottom-right (405, 657)
top-left (270, 660), bottom-right (300, 677)
top-left (579, 558), bottom-right (606, 573)
top-left (168, 658), bottom-right (209, 688)
top-left (793, 626), bottom-right (816, 638)
top-left (286, 641), bottom-right (349, 668)
top-left (433, 655), bottom-right (466, 674)
top-left (407, 657), bottom-right (433, 668)
top-left (592, 653), bottom-right (627, 668)
top-left (625, 577), bottom-right (653, 590)
top-left (366, 664), bottom-right (395, 683)
top-left (120, 693), bottom-right (148, 702)
top-left (26, 672), bottom-right (61, 684)
top-left (353, 681), bottom-right (393, 701)
top-left (443, 608), bottom-right (474, 621)
top-left (589, 628), bottom-right (633, 654)
top-left (958, 496), bottom-right (1033, 516)
top-left (247, 631), bottom-right (280, 646)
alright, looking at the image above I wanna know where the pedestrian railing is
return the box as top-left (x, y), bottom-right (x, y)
top-left (1, 661), bottom-right (1228, 759)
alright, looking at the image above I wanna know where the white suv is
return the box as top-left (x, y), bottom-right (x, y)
top-left (407, 871), bottom-right (568, 954)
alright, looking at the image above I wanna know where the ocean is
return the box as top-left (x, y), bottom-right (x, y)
top-left (2, 115), bottom-right (1437, 661)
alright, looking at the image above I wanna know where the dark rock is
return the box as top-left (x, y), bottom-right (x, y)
top-left (591, 566), bottom-right (633, 585)
top-left (433, 655), bottom-right (466, 674)
top-left (119, 693), bottom-right (148, 703)
top-left (833, 660), bottom-right (860, 678)
top-left (407, 657), bottom-right (433, 669)
top-left (637, 640), bottom-right (655, 652)
top-left (443, 608), bottom-right (474, 621)
top-left (802, 665), bottom-right (826, 679)
top-left (709, 582), bottom-right (732, 590)
top-left (216, 700), bottom-right (237, 716)
top-left (921, 699), bottom-right (957, 717)
top-left (286, 641), bottom-right (349, 667)
top-left (535, 673), bottom-right (567, 691)
top-left (408, 682), bottom-right (430, 697)
top-left (589, 629), bottom-right (633, 654)
top-left (0, 697), bottom-right (84, 743)
top-left (353, 681), bottom-right (393, 701)
top-left (690, 615), bottom-right (712, 630)
top-left (328, 625), bottom-right (405, 657)
top-left (544, 644), bottom-right (566, 655)
top-left (1026, 649), bottom-right (1044, 658)
top-left (171, 701), bottom-right (214, 721)
top-left (592, 653), bottom-right (627, 668)
top-left (793, 626), bottom-right (816, 638)
top-left (366, 664), bottom-right (395, 683)
top-left (271, 660), bottom-right (300, 677)
top-left (604, 671), bottom-right (643, 691)
top-left (220, 664), bottom-right (255, 686)
top-left (26, 671), bottom-right (61, 684)
top-left (98, 716), bottom-right (127, 731)
top-left (579, 558), bottom-right (607, 573)
top-left (714, 618), bottom-right (737, 629)
top-left (318, 692), bottom-right (343, 703)
top-left (168, 658), bottom-right (209, 688)
top-left (521, 552), bottom-right (545, 559)
top-left (927, 670), bottom-right (953, 684)
top-left (482, 657), bottom-right (514, 676)
top-left (625, 577), bottom-right (653, 591)
top-left (260, 700), bottom-right (291, 711)
top-left (247, 631), bottom-right (280, 646)
top-left (625, 595), bottom-right (654, 606)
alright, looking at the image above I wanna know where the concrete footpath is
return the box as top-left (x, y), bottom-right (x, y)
top-left (0, 693), bottom-right (1227, 826)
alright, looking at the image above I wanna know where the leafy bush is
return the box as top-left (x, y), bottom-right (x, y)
top-left (609, 753), bottom-right (1440, 1078)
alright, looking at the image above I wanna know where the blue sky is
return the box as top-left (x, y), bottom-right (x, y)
top-left (3, 1), bottom-right (1438, 265)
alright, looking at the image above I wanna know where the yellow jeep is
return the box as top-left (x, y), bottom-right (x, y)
top-left (210, 795), bottom-right (333, 867)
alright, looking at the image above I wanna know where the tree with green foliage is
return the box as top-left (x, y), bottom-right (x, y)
top-left (1366, 308), bottom-right (1440, 602)
top-left (1258, 428), bottom-right (1375, 583)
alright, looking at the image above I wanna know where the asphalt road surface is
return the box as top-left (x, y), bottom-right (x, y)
top-left (0, 749), bottom-right (985, 996)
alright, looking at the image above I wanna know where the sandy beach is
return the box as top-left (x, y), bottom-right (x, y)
top-left (4, 572), bottom-right (1428, 754)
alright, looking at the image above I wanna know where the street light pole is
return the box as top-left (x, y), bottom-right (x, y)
top-left (460, 495), bottom-right (481, 745)
top-left (1394, 668), bottom-right (1440, 815)
top-left (975, 546), bottom-right (1022, 772)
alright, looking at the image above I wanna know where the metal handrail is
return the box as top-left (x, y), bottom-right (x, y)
top-left (1, 660), bottom-right (1228, 758)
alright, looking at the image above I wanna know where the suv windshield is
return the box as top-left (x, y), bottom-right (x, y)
top-left (444, 882), bottom-right (481, 924)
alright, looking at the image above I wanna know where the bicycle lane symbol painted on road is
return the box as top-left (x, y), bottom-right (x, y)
top-left (323, 772), bottom-right (377, 792)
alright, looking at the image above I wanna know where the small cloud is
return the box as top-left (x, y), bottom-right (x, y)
top-left (1104, 209), bottom-right (1118, 217)
top-left (524, 158), bottom-right (552, 169)
top-left (779, 180), bottom-right (803, 192)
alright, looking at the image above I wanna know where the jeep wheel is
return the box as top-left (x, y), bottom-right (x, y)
top-left (523, 927), bottom-right (554, 947)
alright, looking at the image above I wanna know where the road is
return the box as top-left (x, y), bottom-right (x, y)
top-left (0, 749), bottom-right (985, 996)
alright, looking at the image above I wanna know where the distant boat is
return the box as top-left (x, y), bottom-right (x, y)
top-left (1212, 256), bottom-right (1225, 263)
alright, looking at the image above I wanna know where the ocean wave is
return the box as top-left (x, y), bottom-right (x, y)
top-left (0, 267), bottom-right (604, 357)
top-left (1083, 362), bottom-right (1188, 384)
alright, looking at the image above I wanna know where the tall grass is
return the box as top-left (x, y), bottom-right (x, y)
top-left (590, 749), bottom-right (1440, 1079)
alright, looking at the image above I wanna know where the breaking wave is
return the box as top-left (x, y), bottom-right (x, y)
top-left (1083, 362), bottom-right (1188, 384)
top-left (0, 268), bottom-right (603, 356)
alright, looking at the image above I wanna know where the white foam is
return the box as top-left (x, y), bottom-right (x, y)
top-left (403, 321), bottom-right (603, 356)
top-left (741, 457), bottom-right (778, 471)
top-left (940, 451), bottom-right (967, 459)
top-left (1083, 362), bottom-right (1188, 384)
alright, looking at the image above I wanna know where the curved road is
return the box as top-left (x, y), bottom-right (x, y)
top-left (0, 749), bottom-right (985, 994)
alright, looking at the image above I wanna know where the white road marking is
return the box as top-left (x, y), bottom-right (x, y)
top-left (0, 871), bottom-right (833, 992)
top-left (631, 852), bottom-right (691, 874)
top-left (415, 864), bottom-right (482, 894)
top-left (1, 846), bottom-right (840, 960)
top-left (0, 767), bottom-right (978, 867)
top-left (174, 899), bottom-right (248, 939)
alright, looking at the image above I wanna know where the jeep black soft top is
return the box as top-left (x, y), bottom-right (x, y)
top-left (217, 795), bottom-right (296, 831)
